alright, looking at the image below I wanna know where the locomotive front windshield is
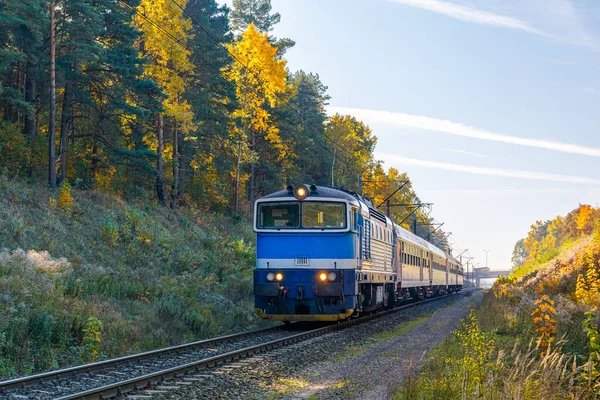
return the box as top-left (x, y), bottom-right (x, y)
top-left (302, 202), bottom-right (346, 228)
top-left (258, 202), bottom-right (300, 228)
top-left (257, 201), bottom-right (346, 229)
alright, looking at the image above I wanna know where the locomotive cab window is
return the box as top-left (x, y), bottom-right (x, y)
top-left (258, 202), bottom-right (299, 228)
top-left (302, 202), bottom-right (346, 229)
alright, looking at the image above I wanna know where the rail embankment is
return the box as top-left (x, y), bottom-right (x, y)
top-left (0, 178), bottom-right (260, 379)
top-left (395, 211), bottom-right (600, 399)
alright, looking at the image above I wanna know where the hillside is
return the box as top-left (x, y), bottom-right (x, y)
top-left (397, 206), bottom-right (600, 399)
top-left (0, 177), bottom-right (261, 378)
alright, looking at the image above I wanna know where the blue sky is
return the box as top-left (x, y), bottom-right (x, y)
top-left (219, 0), bottom-right (600, 270)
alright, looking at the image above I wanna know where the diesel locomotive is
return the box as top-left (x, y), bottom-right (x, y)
top-left (253, 184), bottom-right (463, 322)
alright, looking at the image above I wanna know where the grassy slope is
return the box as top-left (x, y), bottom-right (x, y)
top-left (0, 177), bottom-right (264, 378)
top-left (396, 232), bottom-right (600, 399)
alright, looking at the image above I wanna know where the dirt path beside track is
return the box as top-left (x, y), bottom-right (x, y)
top-left (284, 291), bottom-right (483, 400)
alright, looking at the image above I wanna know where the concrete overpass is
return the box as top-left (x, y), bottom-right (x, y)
top-left (464, 267), bottom-right (511, 287)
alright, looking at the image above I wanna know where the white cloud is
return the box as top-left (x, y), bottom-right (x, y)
top-left (444, 148), bottom-right (488, 159)
top-left (377, 153), bottom-right (600, 185)
top-left (329, 106), bottom-right (600, 157)
top-left (386, 0), bottom-right (600, 49)
top-left (580, 86), bottom-right (599, 94)
top-left (386, 0), bottom-right (552, 37)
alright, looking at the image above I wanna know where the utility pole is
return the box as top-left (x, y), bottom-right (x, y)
top-left (330, 147), bottom-right (336, 186)
top-left (463, 256), bottom-right (474, 286)
top-left (48, 1), bottom-right (57, 188)
top-left (484, 249), bottom-right (490, 269)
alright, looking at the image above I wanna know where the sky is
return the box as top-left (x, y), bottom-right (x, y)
top-left (219, 0), bottom-right (600, 270)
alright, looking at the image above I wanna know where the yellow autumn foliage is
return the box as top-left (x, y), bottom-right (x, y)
top-left (226, 23), bottom-right (289, 157)
top-left (531, 295), bottom-right (557, 354)
top-left (136, 0), bottom-right (195, 133)
top-left (576, 264), bottom-right (600, 308)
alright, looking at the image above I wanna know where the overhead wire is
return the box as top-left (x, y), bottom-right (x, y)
top-left (119, 0), bottom-right (356, 177)
top-left (123, 0), bottom-right (459, 252)
top-left (167, 0), bottom-right (358, 162)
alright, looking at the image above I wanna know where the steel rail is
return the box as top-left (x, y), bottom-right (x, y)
top-left (0, 324), bottom-right (288, 391)
top-left (43, 289), bottom-right (477, 400)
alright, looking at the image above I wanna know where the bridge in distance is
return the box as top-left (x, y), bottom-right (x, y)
top-left (464, 267), bottom-right (511, 287)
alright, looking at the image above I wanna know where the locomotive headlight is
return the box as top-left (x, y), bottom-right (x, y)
top-left (266, 272), bottom-right (275, 281)
top-left (319, 272), bottom-right (327, 282)
top-left (293, 184), bottom-right (309, 200)
top-left (275, 273), bottom-right (284, 281)
top-left (328, 272), bottom-right (337, 282)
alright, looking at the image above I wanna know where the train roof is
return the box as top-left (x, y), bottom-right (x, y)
top-left (395, 225), bottom-right (447, 259)
top-left (259, 185), bottom-right (361, 203)
top-left (447, 253), bottom-right (462, 266)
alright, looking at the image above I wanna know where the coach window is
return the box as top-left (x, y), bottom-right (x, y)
top-left (258, 202), bottom-right (299, 228)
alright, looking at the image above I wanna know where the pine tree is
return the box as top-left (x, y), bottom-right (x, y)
top-left (229, 0), bottom-right (294, 56)
top-left (275, 71), bottom-right (331, 186)
top-left (230, 0), bottom-right (280, 33)
top-left (182, 0), bottom-right (237, 209)
top-left (135, 0), bottom-right (195, 206)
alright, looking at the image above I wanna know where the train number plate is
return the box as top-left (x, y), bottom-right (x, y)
top-left (294, 256), bottom-right (310, 266)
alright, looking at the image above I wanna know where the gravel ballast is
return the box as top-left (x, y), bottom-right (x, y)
top-left (125, 291), bottom-right (483, 400)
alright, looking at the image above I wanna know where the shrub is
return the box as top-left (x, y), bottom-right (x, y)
top-left (0, 121), bottom-right (31, 177)
top-left (58, 181), bottom-right (74, 212)
top-left (81, 317), bottom-right (102, 362)
top-left (531, 295), bottom-right (557, 355)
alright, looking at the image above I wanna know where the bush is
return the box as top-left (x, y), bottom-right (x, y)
top-left (0, 121), bottom-right (31, 178)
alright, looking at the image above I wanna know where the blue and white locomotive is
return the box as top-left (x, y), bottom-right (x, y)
top-left (253, 184), bottom-right (463, 322)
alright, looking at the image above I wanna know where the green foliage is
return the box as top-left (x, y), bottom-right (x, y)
top-left (583, 311), bottom-right (600, 353)
top-left (230, 0), bottom-right (281, 33)
top-left (0, 121), bottom-right (31, 177)
top-left (81, 317), bottom-right (102, 362)
top-left (401, 311), bottom-right (496, 399)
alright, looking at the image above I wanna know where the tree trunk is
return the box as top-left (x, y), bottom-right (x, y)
top-left (48, 2), bottom-right (57, 188)
top-left (330, 147), bottom-right (336, 186)
top-left (249, 130), bottom-right (256, 204)
top-left (234, 139), bottom-right (241, 213)
top-left (91, 135), bottom-right (98, 179)
top-left (178, 154), bottom-right (186, 206)
top-left (24, 61), bottom-right (36, 139)
top-left (155, 114), bottom-right (166, 207)
top-left (58, 78), bottom-right (73, 186)
top-left (170, 120), bottom-right (179, 209)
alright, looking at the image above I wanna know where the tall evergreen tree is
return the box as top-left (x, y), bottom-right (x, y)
top-left (230, 0), bottom-right (280, 33)
top-left (180, 0), bottom-right (236, 209)
top-left (135, 0), bottom-right (195, 206)
top-left (229, 0), bottom-right (294, 56)
top-left (275, 71), bottom-right (331, 186)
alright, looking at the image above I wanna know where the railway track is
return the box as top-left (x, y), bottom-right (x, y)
top-left (1, 289), bottom-right (476, 400)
